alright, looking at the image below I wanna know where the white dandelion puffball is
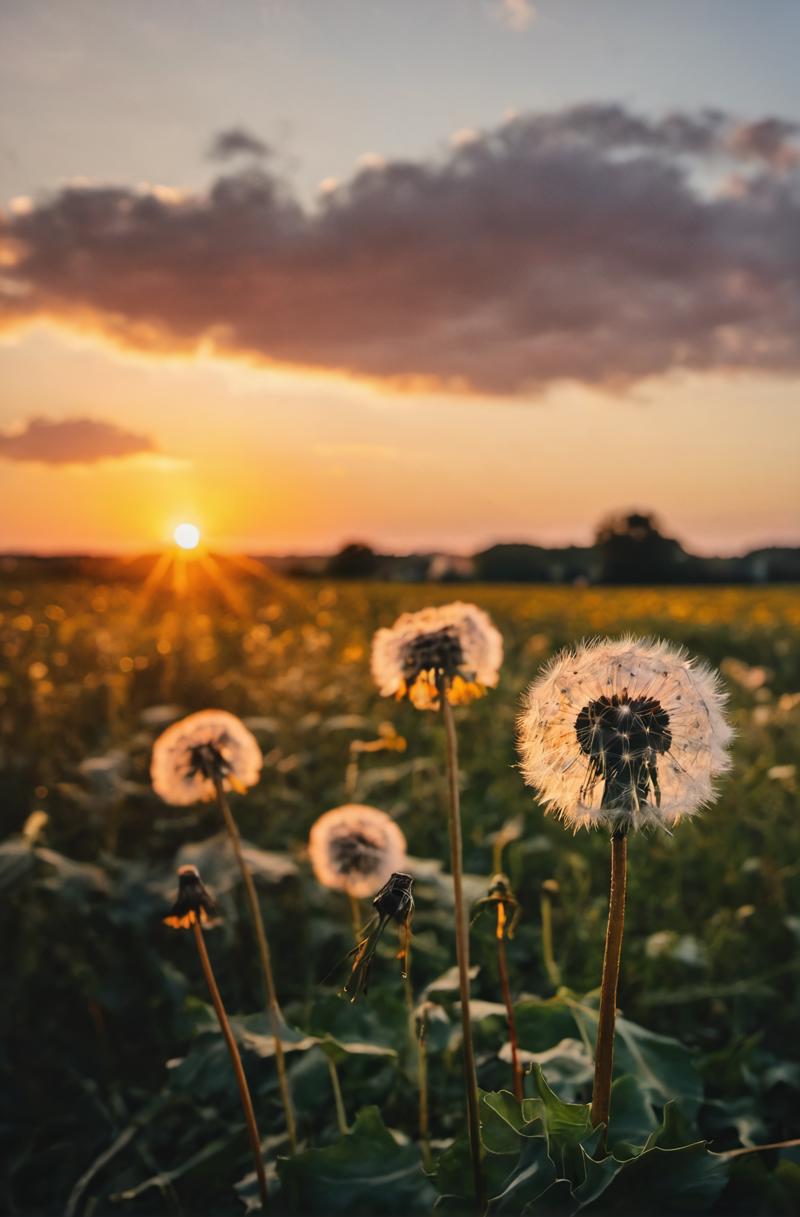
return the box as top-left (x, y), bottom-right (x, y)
top-left (518, 637), bottom-right (732, 831)
top-left (371, 601), bottom-right (503, 710)
top-left (151, 709), bottom-right (262, 806)
top-left (308, 804), bottom-right (408, 898)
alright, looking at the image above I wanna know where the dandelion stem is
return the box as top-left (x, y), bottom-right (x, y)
top-left (347, 892), bottom-right (362, 940)
top-left (326, 1055), bottom-right (349, 1136)
top-left (723, 1138), bottom-right (800, 1159)
top-left (540, 882), bottom-right (561, 989)
top-left (590, 829), bottom-right (627, 1143)
top-left (496, 928), bottom-right (523, 1101)
top-left (214, 777), bottom-right (298, 1154)
top-left (191, 916), bottom-right (269, 1211)
top-left (441, 692), bottom-right (486, 1214)
top-left (416, 1004), bottom-right (433, 1172)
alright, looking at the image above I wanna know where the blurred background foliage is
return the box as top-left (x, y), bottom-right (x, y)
top-left (1, 569), bottom-right (799, 1214)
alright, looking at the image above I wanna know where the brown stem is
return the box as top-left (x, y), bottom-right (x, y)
top-left (724, 1137), bottom-right (800, 1159)
top-left (441, 693), bottom-right (487, 1214)
top-left (192, 917), bottom-right (269, 1211)
top-left (590, 830), bottom-right (628, 1143)
top-left (496, 930), bottom-right (523, 1101)
top-left (214, 778), bottom-right (298, 1153)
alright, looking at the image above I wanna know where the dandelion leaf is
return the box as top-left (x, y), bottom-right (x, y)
top-left (277, 1106), bottom-right (434, 1215)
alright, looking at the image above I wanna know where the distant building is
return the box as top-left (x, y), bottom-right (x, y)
top-left (428, 553), bottom-right (475, 581)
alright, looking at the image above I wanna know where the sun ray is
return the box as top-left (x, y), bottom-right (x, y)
top-left (199, 553), bottom-right (250, 617)
top-left (133, 551), bottom-right (174, 617)
top-left (224, 551), bottom-right (310, 610)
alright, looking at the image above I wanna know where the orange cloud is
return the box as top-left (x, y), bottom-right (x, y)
top-left (0, 415), bottom-right (157, 465)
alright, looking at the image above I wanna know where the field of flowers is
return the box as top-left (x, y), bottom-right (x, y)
top-left (1, 567), bottom-right (799, 1215)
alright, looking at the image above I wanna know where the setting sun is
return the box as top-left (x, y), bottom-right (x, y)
top-left (174, 522), bottom-right (201, 550)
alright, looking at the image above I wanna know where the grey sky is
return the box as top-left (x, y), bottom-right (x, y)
top-left (3, 1), bottom-right (799, 205)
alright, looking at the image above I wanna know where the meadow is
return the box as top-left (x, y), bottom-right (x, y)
top-left (1, 566), bottom-right (799, 1215)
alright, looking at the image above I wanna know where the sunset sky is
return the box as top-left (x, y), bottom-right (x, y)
top-left (1, 0), bottom-right (799, 556)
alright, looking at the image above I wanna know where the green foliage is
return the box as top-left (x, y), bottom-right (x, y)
top-left (278, 1107), bottom-right (435, 1214)
top-left (1, 576), bottom-right (799, 1213)
top-left (477, 1078), bottom-right (727, 1215)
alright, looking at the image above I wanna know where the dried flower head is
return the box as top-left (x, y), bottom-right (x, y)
top-left (518, 636), bottom-right (732, 831)
top-left (164, 864), bottom-right (218, 929)
top-left (472, 873), bottom-right (521, 940)
top-left (308, 804), bottom-right (407, 898)
top-left (371, 601), bottom-right (503, 711)
top-left (151, 709), bottom-right (262, 806)
top-left (344, 872), bottom-right (415, 1000)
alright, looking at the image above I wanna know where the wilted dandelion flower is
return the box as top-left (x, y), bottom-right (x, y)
top-left (151, 709), bottom-right (262, 806)
top-left (518, 636), bottom-right (732, 831)
top-left (163, 864), bottom-right (269, 1208)
top-left (344, 871), bottom-right (415, 1000)
top-left (471, 874), bottom-right (523, 1100)
top-left (371, 601), bottom-right (503, 710)
top-left (164, 864), bottom-right (218, 929)
top-left (309, 804), bottom-right (407, 899)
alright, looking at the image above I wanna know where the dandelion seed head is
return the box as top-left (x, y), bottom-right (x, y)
top-left (308, 804), bottom-right (407, 898)
top-left (151, 709), bottom-right (262, 806)
top-left (517, 636), bottom-right (732, 831)
top-left (371, 601), bottom-right (503, 711)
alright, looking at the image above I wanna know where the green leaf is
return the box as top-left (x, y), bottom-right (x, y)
top-left (481, 1090), bottom-right (544, 1156)
top-left (433, 1138), bottom-right (477, 1212)
top-left (599, 1142), bottom-right (728, 1213)
top-left (0, 840), bottom-right (35, 893)
top-left (175, 832), bottom-right (298, 890)
top-left (277, 1106), bottom-right (434, 1215)
top-left (36, 847), bottom-right (110, 902)
top-left (421, 963), bottom-right (480, 1000)
top-left (572, 1147), bottom-right (623, 1208)
top-left (514, 997), bottom-right (579, 1053)
top-left (594, 1102), bottom-right (728, 1212)
top-left (504, 1038), bottom-right (593, 1103)
top-left (110, 1135), bottom-right (234, 1205)
top-left (645, 1101), bottom-right (697, 1151)
top-left (489, 1135), bottom-right (557, 1215)
top-left (317, 1034), bottom-right (398, 1066)
top-left (528, 1063), bottom-right (593, 1178)
top-left (173, 1008), bottom-right (396, 1105)
top-left (607, 1074), bottom-right (658, 1154)
top-left (565, 997), bottom-right (703, 1114)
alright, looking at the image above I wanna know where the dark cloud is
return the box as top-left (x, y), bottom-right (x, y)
top-left (0, 416), bottom-right (157, 464)
top-left (208, 127), bottom-right (270, 160)
top-left (2, 103), bottom-right (800, 395)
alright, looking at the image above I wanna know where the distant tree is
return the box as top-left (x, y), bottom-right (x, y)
top-left (327, 542), bottom-right (379, 578)
top-left (474, 544), bottom-right (551, 582)
top-left (473, 543), bottom-right (596, 583)
top-left (595, 511), bottom-right (684, 584)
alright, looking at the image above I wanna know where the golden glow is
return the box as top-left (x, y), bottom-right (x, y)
top-left (174, 522), bottom-right (200, 550)
top-left (2, 329), bottom-right (798, 558)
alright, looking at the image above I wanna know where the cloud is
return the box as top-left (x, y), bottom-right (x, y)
top-left (726, 118), bottom-right (800, 170)
top-left (0, 416), bottom-right (158, 465)
top-left (2, 103), bottom-right (800, 396)
top-left (208, 127), bottom-right (270, 160)
top-left (496, 0), bottom-right (536, 32)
